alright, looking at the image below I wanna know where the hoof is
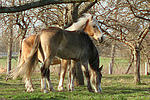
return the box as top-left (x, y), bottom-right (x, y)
top-left (71, 88), bottom-right (75, 91)
top-left (43, 90), bottom-right (49, 93)
top-left (89, 89), bottom-right (94, 93)
top-left (48, 88), bottom-right (56, 92)
top-left (41, 89), bottom-right (49, 93)
top-left (27, 88), bottom-right (35, 92)
top-left (58, 86), bottom-right (64, 91)
top-left (68, 87), bottom-right (75, 91)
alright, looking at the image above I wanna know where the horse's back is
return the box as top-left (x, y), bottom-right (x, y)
top-left (40, 27), bottom-right (63, 39)
top-left (22, 35), bottom-right (36, 60)
top-left (57, 30), bottom-right (95, 61)
top-left (23, 34), bottom-right (36, 47)
top-left (39, 27), bottom-right (97, 62)
top-left (39, 27), bottom-right (64, 58)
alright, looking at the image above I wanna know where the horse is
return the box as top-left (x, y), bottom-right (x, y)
top-left (58, 14), bottom-right (104, 91)
top-left (11, 13), bottom-right (104, 93)
top-left (12, 26), bottom-right (103, 93)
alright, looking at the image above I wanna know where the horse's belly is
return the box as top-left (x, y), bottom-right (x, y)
top-left (56, 50), bottom-right (81, 61)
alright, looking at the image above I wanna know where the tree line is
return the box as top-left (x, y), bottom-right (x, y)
top-left (0, 0), bottom-right (149, 84)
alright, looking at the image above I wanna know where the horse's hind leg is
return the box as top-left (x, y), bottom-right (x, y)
top-left (17, 55), bottom-right (34, 92)
top-left (46, 68), bottom-right (55, 92)
top-left (25, 77), bottom-right (34, 92)
top-left (58, 59), bottom-right (68, 91)
top-left (41, 66), bottom-right (49, 93)
top-left (41, 57), bottom-right (55, 93)
top-left (39, 63), bottom-right (54, 92)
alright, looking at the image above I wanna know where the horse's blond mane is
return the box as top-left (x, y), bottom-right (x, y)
top-left (66, 14), bottom-right (92, 31)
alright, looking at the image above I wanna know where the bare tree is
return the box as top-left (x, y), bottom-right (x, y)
top-left (94, 0), bottom-right (150, 84)
top-left (0, 0), bottom-right (93, 13)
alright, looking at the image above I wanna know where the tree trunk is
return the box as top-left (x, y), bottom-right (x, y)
top-left (64, 2), bottom-right (98, 86)
top-left (125, 52), bottom-right (134, 74)
top-left (7, 27), bottom-right (13, 74)
top-left (133, 45), bottom-right (141, 84)
top-left (64, 3), bottom-right (84, 86)
top-left (72, 3), bottom-right (84, 86)
top-left (74, 62), bottom-right (84, 86)
top-left (110, 43), bottom-right (116, 74)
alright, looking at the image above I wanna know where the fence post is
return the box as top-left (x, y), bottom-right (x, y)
top-left (109, 63), bottom-right (112, 74)
top-left (145, 62), bottom-right (148, 75)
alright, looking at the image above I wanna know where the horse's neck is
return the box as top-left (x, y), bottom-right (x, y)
top-left (89, 45), bottom-right (100, 71)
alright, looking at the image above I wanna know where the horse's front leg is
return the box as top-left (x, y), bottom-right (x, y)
top-left (58, 59), bottom-right (68, 91)
top-left (68, 60), bottom-right (76, 91)
top-left (67, 61), bottom-right (71, 91)
top-left (41, 76), bottom-right (48, 93)
top-left (82, 63), bottom-right (94, 93)
top-left (25, 77), bottom-right (34, 92)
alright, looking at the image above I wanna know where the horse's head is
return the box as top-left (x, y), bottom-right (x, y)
top-left (66, 13), bottom-right (104, 43)
top-left (90, 65), bottom-right (103, 93)
top-left (84, 14), bottom-right (104, 43)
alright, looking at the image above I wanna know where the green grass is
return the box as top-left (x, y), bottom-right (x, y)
top-left (0, 58), bottom-right (18, 69)
top-left (0, 57), bottom-right (130, 75)
top-left (0, 57), bottom-right (149, 99)
top-left (0, 73), bottom-right (150, 100)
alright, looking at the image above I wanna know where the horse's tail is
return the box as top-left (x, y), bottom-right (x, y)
top-left (10, 40), bottom-right (25, 77)
top-left (12, 34), bottom-right (40, 79)
top-left (17, 39), bottom-right (23, 65)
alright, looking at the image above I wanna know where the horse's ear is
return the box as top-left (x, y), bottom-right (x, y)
top-left (99, 65), bottom-right (103, 72)
top-left (91, 15), bottom-right (94, 20)
top-left (86, 19), bottom-right (90, 25)
top-left (89, 15), bottom-right (93, 21)
top-left (81, 19), bottom-right (89, 30)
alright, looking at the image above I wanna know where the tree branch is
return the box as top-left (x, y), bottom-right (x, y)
top-left (139, 25), bottom-right (150, 45)
top-left (126, 0), bottom-right (150, 22)
top-left (101, 28), bottom-right (135, 49)
top-left (0, 0), bottom-right (91, 13)
top-left (79, 0), bottom-right (97, 16)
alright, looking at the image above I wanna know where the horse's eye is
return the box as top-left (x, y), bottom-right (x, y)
top-left (93, 25), bottom-right (96, 28)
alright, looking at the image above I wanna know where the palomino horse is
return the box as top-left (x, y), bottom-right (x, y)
top-left (11, 14), bottom-right (104, 92)
top-left (12, 27), bottom-right (103, 93)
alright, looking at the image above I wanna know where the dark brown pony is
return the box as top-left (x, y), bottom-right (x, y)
top-left (12, 27), bottom-right (103, 93)
top-left (11, 14), bottom-right (104, 93)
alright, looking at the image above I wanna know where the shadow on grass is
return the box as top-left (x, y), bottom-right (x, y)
top-left (103, 86), bottom-right (150, 95)
top-left (0, 82), bottom-right (24, 87)
top-left (1, 73), bottom-right (150, 99)
top-left (103, 75), bottom-right (134, 80)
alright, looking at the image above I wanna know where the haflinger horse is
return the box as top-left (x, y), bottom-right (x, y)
top-left (11, 14), bottom-right (103, 93)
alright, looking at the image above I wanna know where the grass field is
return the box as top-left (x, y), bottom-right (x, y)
top-left (0, 72), bottom-right (150, 100)
top-left (0, 57), bottom-right (149, 99)
top-left (0, 57), bottom-right (132, 75)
